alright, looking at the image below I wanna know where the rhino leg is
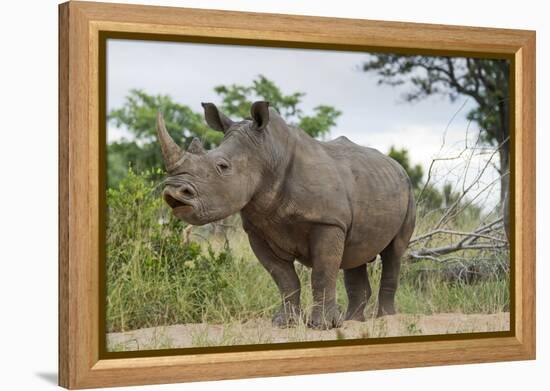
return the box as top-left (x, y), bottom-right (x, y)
top-left (247, 232), bottom-right (302, 328)
top-left (308, 226), bottom-right (345, 330)
top-left (344, 263), bottom-right (372, 321)
top-left (377, 243), bottom-right (401, 316)
top-left (377, 192), bottom-right (416, 317)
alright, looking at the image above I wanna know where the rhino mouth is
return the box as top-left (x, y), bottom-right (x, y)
top-left (164, 193), bottom-right (194, 212)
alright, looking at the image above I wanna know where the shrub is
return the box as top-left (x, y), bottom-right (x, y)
top-left (106, 169), bottom-right (245, 331)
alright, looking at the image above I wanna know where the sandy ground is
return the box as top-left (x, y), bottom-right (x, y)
top-left (107, 312), bottom-right (509, 352)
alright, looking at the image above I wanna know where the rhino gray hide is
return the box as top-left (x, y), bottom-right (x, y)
top-left (157, 101), bottom-right (416, 329)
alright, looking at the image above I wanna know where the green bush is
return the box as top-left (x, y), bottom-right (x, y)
top-left (106, 169), bottom-right (282, 332)
top-left (107, 169), bottom-right (233, 331)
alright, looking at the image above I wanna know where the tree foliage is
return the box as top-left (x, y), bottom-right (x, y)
top-left (214, 75), bottom-right (304, 120)
top-left (108, 90), bottom-right (221, 187)
top-left (363, 55), bottom-right (510, 202)
top-left (214, 75), bottom-right (341, 138)
top-left (107, 75), bottom-right (341, 187)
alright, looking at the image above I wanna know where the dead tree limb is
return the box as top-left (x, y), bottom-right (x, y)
top-left (409, 243), bottom-right (507, 259)
top-left (410, 226), bottom-right (506, 246)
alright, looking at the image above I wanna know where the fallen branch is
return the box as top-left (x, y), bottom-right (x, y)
top-left (410, 217), bottom-right (504, 244)
top-left (408, 242), bottom-right (507, 260)
top-left (410, 228), bottom-right (506, 246)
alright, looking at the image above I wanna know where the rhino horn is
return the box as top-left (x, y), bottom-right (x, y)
top-left (187, 137), bottom-right (206, 155)
top-left (156, 111), bottom-right (183, 171)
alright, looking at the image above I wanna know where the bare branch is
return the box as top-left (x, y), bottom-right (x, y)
top-left (433, 136), bottom-right (509, 229)
top-left (408, 243), bottom-right (507, 259)
top-left (410, 227), bottom-right (507, 246)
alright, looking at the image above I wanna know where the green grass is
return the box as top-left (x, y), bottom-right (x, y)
top-left (106, 170), bottom-right (510, 334)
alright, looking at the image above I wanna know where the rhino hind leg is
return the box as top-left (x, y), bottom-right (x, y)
top-left (377, 242), bottom-right (402, 316)
top-left (377, 192), bottom-right (416, 317)
top-left (344, 264), bottom-right (372, 321)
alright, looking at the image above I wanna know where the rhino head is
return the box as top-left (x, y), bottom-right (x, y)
top-left (157, 101), bottom-right (271, 225)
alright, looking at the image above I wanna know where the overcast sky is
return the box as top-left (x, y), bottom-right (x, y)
top-left (107, 39), bottom-right (501, 209)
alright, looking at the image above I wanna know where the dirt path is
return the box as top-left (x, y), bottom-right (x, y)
top-left (107, 312), bottom-right (509, 352)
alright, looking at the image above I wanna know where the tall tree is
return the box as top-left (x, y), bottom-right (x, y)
top-left (214, 75), bottom-right (341, 139)
top-left (362, 55), bottom-right (510, 203)
top-left (107, 75), bottom-right (341, 188)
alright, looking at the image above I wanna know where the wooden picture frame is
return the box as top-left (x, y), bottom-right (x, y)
top-left (58, 1), bottom-right (536, 388)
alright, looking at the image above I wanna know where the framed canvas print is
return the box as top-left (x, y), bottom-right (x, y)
top-left (58, 1), bottom-right (536, 389)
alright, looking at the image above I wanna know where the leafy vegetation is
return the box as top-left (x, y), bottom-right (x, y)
top-left (107, 75), bottom-right (341, 188)
top-left (106, 169), bottom-right (508, 334)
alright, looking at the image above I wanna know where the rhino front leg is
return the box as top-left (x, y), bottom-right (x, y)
top-left (344, 263), bottom-right (371, 321)
top-left (308, 226), bottom-right (345, 329)
top-left (247, 232), bottom-right (302, 328)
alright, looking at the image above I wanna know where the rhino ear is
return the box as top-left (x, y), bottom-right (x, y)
top-left (250, 101), bottom-right (270, 131)
top-left (201, 102), bottom-right (234, 133)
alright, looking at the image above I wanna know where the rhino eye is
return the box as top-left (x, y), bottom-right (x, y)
top-left (216, 160), bottom-right (230, 175)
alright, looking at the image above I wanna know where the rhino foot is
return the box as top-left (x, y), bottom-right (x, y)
top-left (272, 304), bottom-right (302, 328)
top-left (344, 310), bottom-right (366, 322)
top-left (308, 304), bottom-right (343, 330)
top-left (376, 303), bottom-right (396, 317)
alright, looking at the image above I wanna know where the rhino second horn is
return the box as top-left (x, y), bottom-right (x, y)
top-left (187, 137), bottom-right (206, 155)
top-left (156, 111), bottom-right (183, 171)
